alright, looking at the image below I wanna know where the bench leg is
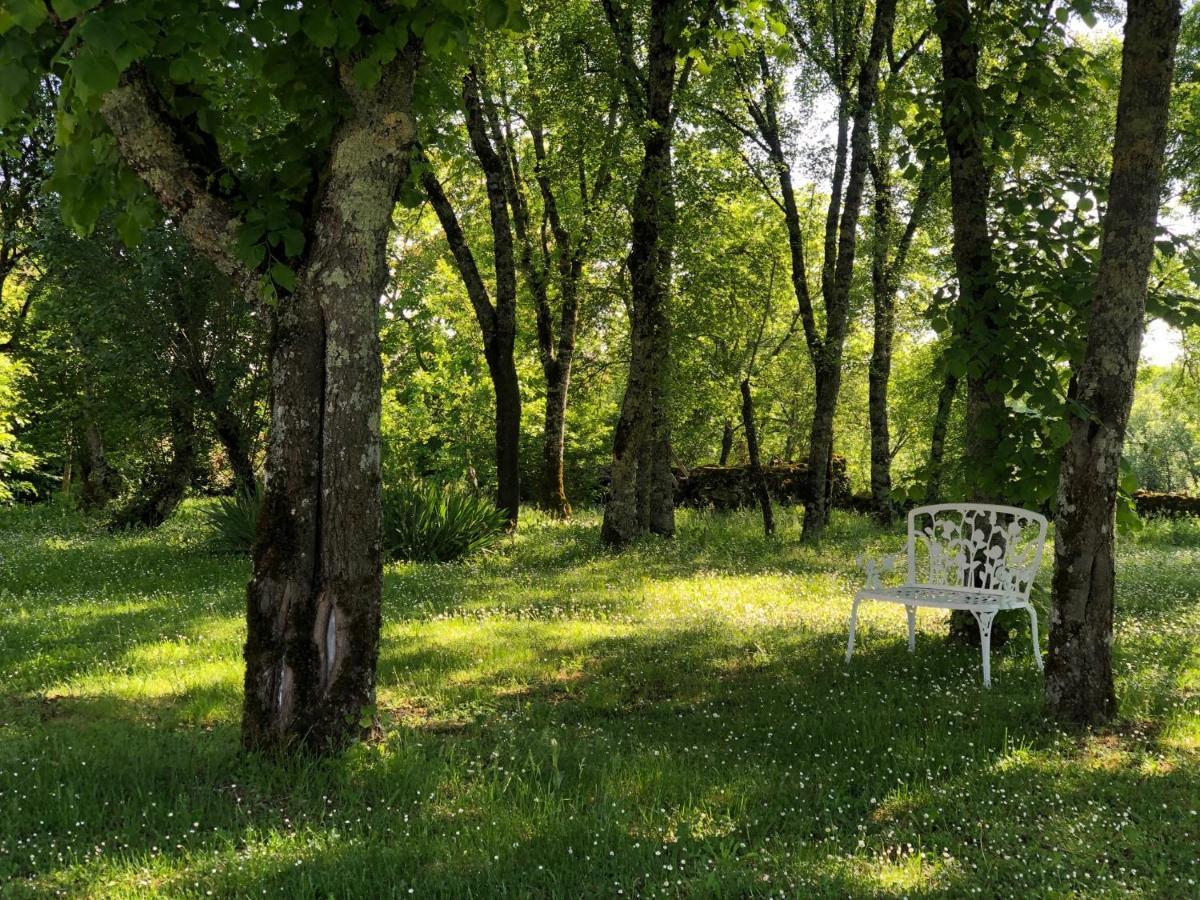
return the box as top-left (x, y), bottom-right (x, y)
top-left (846, 598), bottom-right (861, 664)
top-left (1026, 605), bottom-right (1043, 671)
top-left (905, 605), bottom-right (916, 652)
top-left (971, 610), bottom-right (996, 687)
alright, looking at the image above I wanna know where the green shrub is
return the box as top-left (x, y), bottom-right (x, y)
top-left (383, 479), bottom-right (507, 562)
top-left (202, 480), bottom-right (263, 554)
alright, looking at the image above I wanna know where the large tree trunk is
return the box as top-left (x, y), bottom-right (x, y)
top-left (242, 69), bottom-right (416, 752)
top-left (936, 0), bottom-right (1013, 641)
top-left (601, 0), bottom-right (679, 547)
top-left (102, 55), bottom-right (419, 752)
top-left (741, 378), bottom-right (774, 536)
top-left (1046, 0), bottom-right (1180, 725)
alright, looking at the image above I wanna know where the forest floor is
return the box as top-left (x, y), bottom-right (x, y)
top-left (0, 502), bottom-right (1198, 898)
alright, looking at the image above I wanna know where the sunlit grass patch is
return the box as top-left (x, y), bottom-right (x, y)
top-left (0, 501), bottom-right (1197, 897)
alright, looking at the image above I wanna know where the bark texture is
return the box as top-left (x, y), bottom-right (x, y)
top-left (102, 51), bottom-right (419, 753)
top-left (934, 0), bottom-right (1007, 503)
top-left (78, 421), bottom-right (123, 511)
top-left (1046, 0), bottom-right (1180, 725)
top-left (600, 0), bottom-right (691, 547)
top-left (420, 66), bottom-right (522, 527)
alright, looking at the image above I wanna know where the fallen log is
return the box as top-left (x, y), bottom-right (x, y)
top-left (673, 458), bottom-right (851, 510)
top-left (1133, 490), bottom-right (1200, 518)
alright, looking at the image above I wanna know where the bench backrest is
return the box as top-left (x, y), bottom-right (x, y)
top-left (906, 504), bottom-right (1047, 600)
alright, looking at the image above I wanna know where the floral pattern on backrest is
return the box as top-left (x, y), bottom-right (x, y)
top-left (907, 505), bottom-right (1046, 599)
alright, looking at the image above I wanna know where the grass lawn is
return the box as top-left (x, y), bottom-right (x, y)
top-left (1, 502), bottom-right (1198, 898)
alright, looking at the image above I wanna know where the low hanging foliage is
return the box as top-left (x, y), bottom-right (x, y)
top-left (382, 479), bottom-right (507, 563)
top-left (202, 480), bottom-right (264, 554)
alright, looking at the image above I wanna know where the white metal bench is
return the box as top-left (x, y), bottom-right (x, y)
top-left (846, 503), bottom-right (1048, 686)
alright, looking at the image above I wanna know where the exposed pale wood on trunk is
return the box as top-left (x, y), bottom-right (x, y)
top-left (103, 48), bottom-right (420, 752)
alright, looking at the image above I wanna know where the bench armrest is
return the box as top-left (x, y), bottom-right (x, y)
top-left (857, 552), bottom-right (904, 589)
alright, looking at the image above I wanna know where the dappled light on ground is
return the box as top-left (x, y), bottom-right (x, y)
top-left (1, 503), bottom-right (1197, 896)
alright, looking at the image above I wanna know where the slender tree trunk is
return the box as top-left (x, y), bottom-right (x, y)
top-left (78, 420), bottom-right (123, 510)
top-left (490, 353), bottom-right (522, 525)
top-left (926, 368), bottom-right (958, 503)
top-left (741, 378), bottom-right (774, 536)
top-left (111, 365), bottom-right (196, 529)
top-left (719, 419), bottom-right (734, 466)
top-left (210, 397), bottom-right (256, 496)
top-left (935, 0), bottom-right (1007, 504)
top-left (1047, 0), bottom-right (1180, 725)
top-left (800, 0), bottom-right (897, 540)
top-left (868, 259), bottom-right (894, 522)
top-left (602, 0), bottom-right (679, 547)
top-left (540, 360), bottom-right (572, 516)
top-left (422, 68), bottom-right (522, 528)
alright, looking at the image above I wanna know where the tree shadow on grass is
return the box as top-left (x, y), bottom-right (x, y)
top-left (3, 607), bottom-right (1196, 897)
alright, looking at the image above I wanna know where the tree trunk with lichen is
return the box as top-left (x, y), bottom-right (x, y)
top-left (601, 0), bottom-right (678, 548)
top-left (1046, 0), bottom-right (1180, 725)
top-left (101, 51), bottom-right (419, 753)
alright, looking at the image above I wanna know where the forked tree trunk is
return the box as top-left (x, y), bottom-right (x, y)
top-left (778, 0), bottom-right (897, 540)
top-left (241, 70), bottom-right (417, 752)
top-left (100, 52), bottom-right (420, 752)
top-left (422, 67), bottom-right (522, 528)
top-left (741, 378), bottom-right (774, 536)
top-left (1046, 0), bottom-right (1180, 725)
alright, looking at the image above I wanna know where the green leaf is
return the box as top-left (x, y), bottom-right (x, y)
top-left (270, 262), bottom-right (297, 292)
top-left (3, 0), bottom-right (45, 32)
top-left (73, 50), bottom-right (120, 102)
top-left (483, 0), bottom-right (508, 30)
top-left (53, 0), bottom-right (95, 17)
top-left (279, 227), bottom-right (305, 258)
top-left (303, 7), bottom-right (338, 48)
